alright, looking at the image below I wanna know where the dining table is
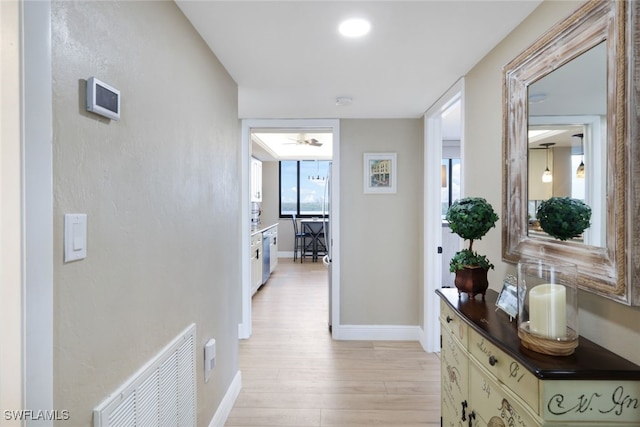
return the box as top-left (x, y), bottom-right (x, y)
top-left (299, 218), bottom-right (328, 262)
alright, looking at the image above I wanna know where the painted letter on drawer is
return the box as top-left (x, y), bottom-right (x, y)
top-left (440, 301), bottom-right (467, 346)
top-left (469, 363), bottom-right (540, 427)
top-left (469, 330), bottom-right (539, 412)
top-left (441, 327), bottom-right (469, 425)
top-left (541, 380), bottom-right (640, 423)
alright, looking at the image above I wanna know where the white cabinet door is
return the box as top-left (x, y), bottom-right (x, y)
top-left (251, 158), bottom-right (262, 202)
top-left (250, 233), bottom-right (262, 295)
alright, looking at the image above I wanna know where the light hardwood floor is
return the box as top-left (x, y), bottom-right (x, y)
top-left (225, 258), bottom-right (441, 427)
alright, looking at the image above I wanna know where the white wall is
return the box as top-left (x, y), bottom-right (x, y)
top-left (51, 2), bottom-right (240, 424)
top-left (465, 0), bottom-right (640, 365)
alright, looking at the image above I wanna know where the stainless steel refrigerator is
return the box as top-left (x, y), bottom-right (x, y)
top-left (322, 162), bottom-right (332, 329)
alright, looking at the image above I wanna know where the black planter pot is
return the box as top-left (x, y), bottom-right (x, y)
top-left (454, 266), bottom-right (489, 299)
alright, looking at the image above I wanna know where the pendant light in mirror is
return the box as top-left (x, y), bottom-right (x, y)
top-left (540, 142), bottom-right (555, 183)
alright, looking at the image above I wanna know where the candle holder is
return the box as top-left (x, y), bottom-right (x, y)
top-left (517, 261), bottom-right (578, 356)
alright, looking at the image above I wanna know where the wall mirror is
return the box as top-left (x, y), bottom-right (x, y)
top-left (503, 0), bottom-right (640, 305)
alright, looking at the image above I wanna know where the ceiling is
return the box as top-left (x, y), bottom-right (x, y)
top-left (252, 131), bottom-right (333, 160)
top-left (529, 41), bottom-right (606, 118)
top-left (175, 1), bottom-right (542, 119)
top-left (529, 125), bottom-right (585, 149)
top-left (527, 41), bottom-right (606, 151)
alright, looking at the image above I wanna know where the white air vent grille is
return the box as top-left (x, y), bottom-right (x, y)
top-left (93, 323), bottom-right (196, 427)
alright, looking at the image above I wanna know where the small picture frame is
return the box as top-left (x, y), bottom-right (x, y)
top-left (364, 153), bottom-right (397, 194)
top-left (496, 275), bottom-right (518, 320)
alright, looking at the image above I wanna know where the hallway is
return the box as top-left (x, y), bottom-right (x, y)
top-left (226, 259), bottom-right (441, 426)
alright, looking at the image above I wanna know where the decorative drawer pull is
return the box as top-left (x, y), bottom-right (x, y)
top-left (446, 315), bottom-right (453, 323)
top-left (468, 411), bottom-right (476, 427)
top-left (461, 400), bottom-right (468, 421)
top-left (488, 356), bottom-right (498, 366)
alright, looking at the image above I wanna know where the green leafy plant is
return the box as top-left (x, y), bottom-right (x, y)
top-left (446, 197), bottom-right (499, 272)
top-left (449, 249), bottom-right (494, 273)
top-left (536, 197), bottom-right (591, 241)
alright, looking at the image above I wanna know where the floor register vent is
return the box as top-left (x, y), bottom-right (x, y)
top-left (93, 323), bottom-right (196, 427)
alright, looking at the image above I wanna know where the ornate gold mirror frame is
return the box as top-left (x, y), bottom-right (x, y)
top-left (503, 0), bottom-right (640, 305)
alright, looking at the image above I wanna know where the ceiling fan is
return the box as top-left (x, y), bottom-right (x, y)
top-left (286, 135), bottom-right (323, 147)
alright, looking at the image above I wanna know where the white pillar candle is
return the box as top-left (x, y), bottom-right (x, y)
top-left (529, 283), bottom-right (567, 339)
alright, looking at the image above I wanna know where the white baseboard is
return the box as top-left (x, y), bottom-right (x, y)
top-left (332, 324), bottom-right (422, 341)
top-left (418, 326), bottom-right (430, 352)
top-left (208, 370), bottom-right (242, 427)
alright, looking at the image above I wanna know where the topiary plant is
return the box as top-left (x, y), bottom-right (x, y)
top-left (446, 197), bottom-right (499, 272)
top-left (449, 249), bottom-right (494, 273)
top-left (536, 196), bottom-right (591, 241)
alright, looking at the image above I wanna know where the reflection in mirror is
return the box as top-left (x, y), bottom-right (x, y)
top-left (502, 0), bottom-right (640, 304)
top-left (527, 120), bottom-right (606, 247)
top-left (527, 42), bottom-right (607, 248)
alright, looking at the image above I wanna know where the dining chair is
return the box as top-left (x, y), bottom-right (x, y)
top-left (291, 214), bottom-right (309, 263)
top-left (316, 220), bottom-right (328, 258)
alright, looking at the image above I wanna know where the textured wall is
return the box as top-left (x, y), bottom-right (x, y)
top-left (51, 1), bottom-right (240, 424)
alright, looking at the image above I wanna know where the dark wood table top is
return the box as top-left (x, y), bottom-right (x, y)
top-left (436, 287), bottom-right (640, 380)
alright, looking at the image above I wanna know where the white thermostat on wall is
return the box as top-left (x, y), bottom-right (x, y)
top-left (86, 77), bottom-right (120, 121)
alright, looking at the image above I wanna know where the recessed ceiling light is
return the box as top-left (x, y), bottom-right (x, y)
top-left (339, 18), bottom-right (371, 38)
top-left (335, 96), bottom-right (353, 106)
top-left (529, 93), bottom-right (547, 104)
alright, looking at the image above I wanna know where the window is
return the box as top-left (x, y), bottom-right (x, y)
top-left (280, 160), bottom-right (330, 217)
top-left (571, 154), bottom-right (585, 200)
top-left (441, 158), bottom-right (461, 217)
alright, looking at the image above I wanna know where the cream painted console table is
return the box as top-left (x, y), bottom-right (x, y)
top-left (437, 288), bottom-right (640, 427)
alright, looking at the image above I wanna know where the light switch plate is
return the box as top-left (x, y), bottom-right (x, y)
top-left (64, 214), bottom-right (87, 262)
top-left (204, 338), bottom-right (216, 383)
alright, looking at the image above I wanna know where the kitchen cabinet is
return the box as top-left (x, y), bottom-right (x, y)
top-left (250, 157), bottom-right (262, 202)
top-left (250, 232), bottom-right (262, 296)
top-left (437, 288), bottom-right (640, 426)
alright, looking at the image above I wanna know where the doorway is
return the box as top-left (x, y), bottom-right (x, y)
top-left (1, 0), bottom-right (55, 413)
top-left (422, 79), bottom-right (464, 352)
top-left (239, 119), bottom-right (340, 340)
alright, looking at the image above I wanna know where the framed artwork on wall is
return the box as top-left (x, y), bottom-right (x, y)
top-left (364, 153), bottom-right (397, 194)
